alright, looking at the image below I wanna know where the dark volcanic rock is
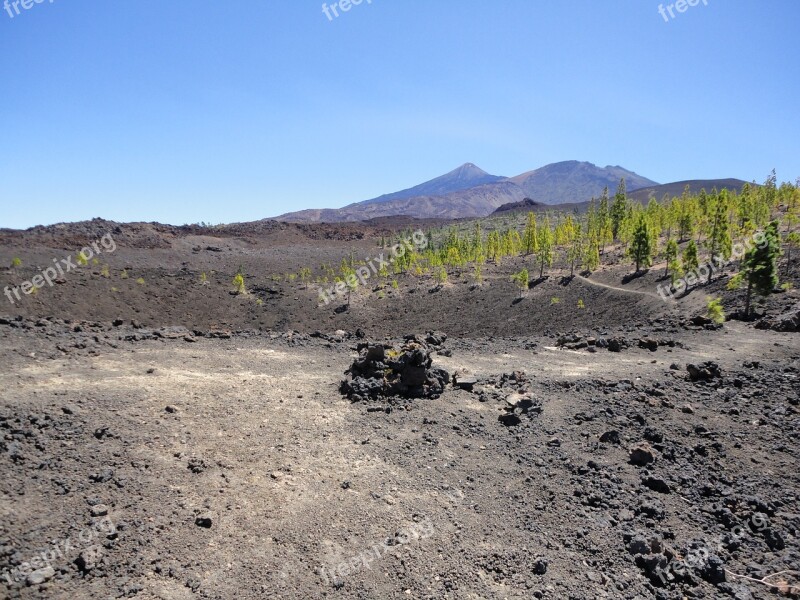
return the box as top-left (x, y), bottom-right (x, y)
top-left (686, 362), bottom-right (722, 382)
top-left (340, 336), bottom-right (450, 401)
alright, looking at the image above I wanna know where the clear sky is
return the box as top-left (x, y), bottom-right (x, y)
top-left (1, 0), bottom-right (798, 229)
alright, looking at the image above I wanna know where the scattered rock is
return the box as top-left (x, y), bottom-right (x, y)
top-left (26, 566), bottom-right (55, 586)
top-left (75, 545), bottom-right (104, 572)
top-left (687, 362), bottom-right (722, 382)
top-left (532, 557), bottom-right (548, 575)
top-left (600, 430), bottom-right (621, 444)
top-left (195, 515), bottom-right (213, 528)
top-left (641, 476), bottom-right (671, 494)
top-left (187, 458), bottom-right (208, 473)
top-left (453, 375), bottom-right (478, 391)
top-left (629, 443), bottom-right (655, 466)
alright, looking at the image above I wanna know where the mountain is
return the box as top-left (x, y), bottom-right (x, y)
top-left (277, 181), bottom-right (526, 223)
top-left (508, 161), bottom-right (657, 204)
top-left (361, 163), bottom-right (505, 205)
top-left (626, 179), bottom-right (753, 204)
top-left (275, 161), bottom-right (659, 223)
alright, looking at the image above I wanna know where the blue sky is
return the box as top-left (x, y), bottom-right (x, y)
top-left (1, 0), bottom-right (798, 228)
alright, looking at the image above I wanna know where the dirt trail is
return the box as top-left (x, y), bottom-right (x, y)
top-left (574, 273), bottom-right (670, 302)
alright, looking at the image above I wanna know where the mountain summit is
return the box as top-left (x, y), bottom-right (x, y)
top-left (508, 161), bottom-right (656, 202)
top-left (361, 163), bottom-right (505, 206)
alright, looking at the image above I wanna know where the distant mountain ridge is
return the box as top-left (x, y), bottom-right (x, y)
top-left (276, 160), bottom-right (659, 223)
top-left (627, 179), bottom-right (753, 204)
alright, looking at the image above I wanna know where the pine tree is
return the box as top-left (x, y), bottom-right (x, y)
top-left (610, 178), bottom-right (628, 240)
top-left (567, 227), bottom-right (584, 276)
top-left (536, 218), bottom-right (554, 278)
top-left (522, 212), bottom-right (538, 255)
top-left (664, 239), bottom-right (678, 276)
top-left (741, 221), bottom-right (781, 317)
top-left (707, 190), bottom-right (732, 281)
top-left (669, 258), bottom-right (684, 288)
top-left (511, 269), bottom-right (529, 298)
top-left (487, 230), bottom-right (502, 264)
top-left (682, 240), bottom-right (699, 289)
top-left (583, 235), bottom-right (600, 273)
top-left (597, 188), bottom-right (612, 254)
top-left (503, 229), bottom-right (522, 256)
top-left (628, 215), bottom-right (653, 273)
top-left (677, 186), bottom-right (696, 241)
top-left (472, 221), bottom-right (485, 264)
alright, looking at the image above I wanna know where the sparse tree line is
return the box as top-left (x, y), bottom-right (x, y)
top-left (218, 172), bottom-right (798, 315)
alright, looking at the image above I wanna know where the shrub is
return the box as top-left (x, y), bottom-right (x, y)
top-left (10, 257), bottom-right (22, 268)
top-left (256, 298), bottom-right (263, 306)
top-left (100, 265), bottom-right (110, 278)
top-left (577, 299), bottom-right (585, 309)
top-left (136, 277), bottom-right (145, 285)
top-left (550, 297), bottom-right (560, 305)
top-left (232, 273), bottom-right (246, 295)
top-left (706, 296), bottom-right (725, 324)
top-left (92, 258), bottom-right (100, 267)
top-left (726, 273), bottom-right (744, 290)
top-left (510, 269), bottom-right (529, 297)
top-left (298, 267), bottom-right (312, 287)
top-left (391, 280), bottom-right (399, 289)
top-left (76, 253), bottom-right (89, 267)
top-left (120, 269), bottom-right (129, 279)
top-left (434, 266), bottom-right (448, 284)
top-left (473, 264), bottom-right (483, 284)
top-left (200, 272), bottom-right (208, 285)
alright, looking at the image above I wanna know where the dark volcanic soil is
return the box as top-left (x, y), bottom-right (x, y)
top-left (0, 219), bottom-right (798, 599)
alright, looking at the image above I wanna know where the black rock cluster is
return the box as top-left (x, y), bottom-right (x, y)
top-left (340, 333), bottom-right (451, 402)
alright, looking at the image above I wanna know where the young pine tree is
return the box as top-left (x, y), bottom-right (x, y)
top-left (583, 235), bottom-right (600, 273)
top-left (511, 268), bottom-right (529, 298)
top-left (664, 239), bottom-right (678, 276)
top-left (706, 190), bottom-right (733, 281)
top-left (567, 227), bottom-right (584, 276)
top-left (669, 258), bottom-right (684, 289)
top-left (610, 178), bottom-right (628, 240)
top-left (628, 215), bottom-right (653, 273)
top-left (522, 212), bottom-right (538, 256)
top-left (682, 240), bottom-right (700, 288)
top-left (597, 187), bottom-right (612, 254)
top-left (741, 221), bottom-right (781, 317)
top-left (536, 218), bottom-right (554, 278)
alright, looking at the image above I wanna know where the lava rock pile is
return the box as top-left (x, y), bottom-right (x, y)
top-left (340, 334), bottom-right (451, 402)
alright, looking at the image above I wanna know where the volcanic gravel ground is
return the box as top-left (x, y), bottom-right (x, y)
top-left (1, 319), bottom-right (798, 599)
